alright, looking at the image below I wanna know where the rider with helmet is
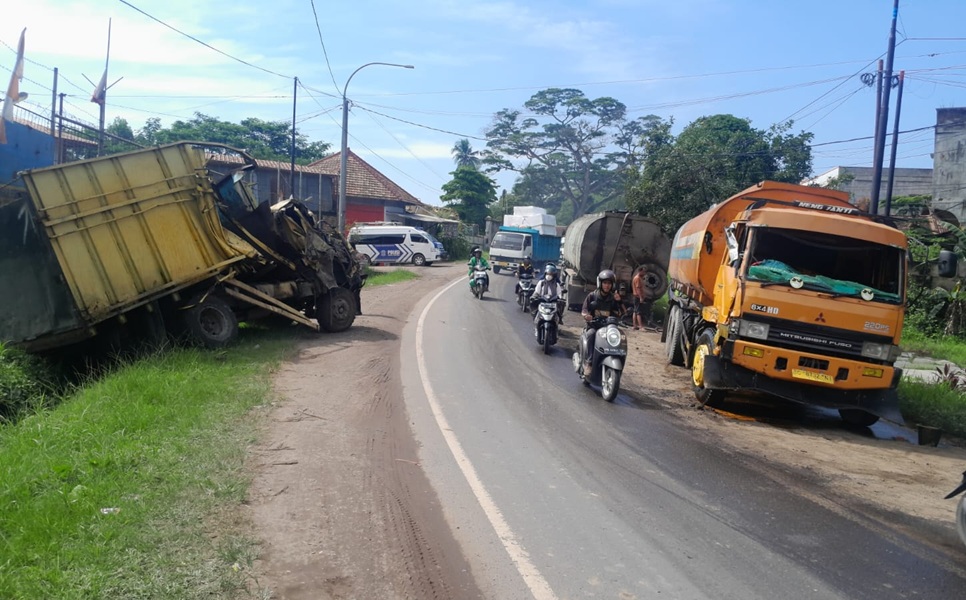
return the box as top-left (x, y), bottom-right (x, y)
top-left (578, 269), bottom-right (624, 376)
top-left (514, 256), bottom-right (535, 296)
top-left (530, 263), bottom-right (566, 324)
top-left (467, 246), bottom-right (490, 291)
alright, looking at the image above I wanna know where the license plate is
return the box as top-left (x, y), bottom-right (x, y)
top-left (791, 368), bottom-right (834, 384)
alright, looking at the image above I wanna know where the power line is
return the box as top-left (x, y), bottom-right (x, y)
top-left (117, 0), bottom-right (292, 79)
top-left (308, 0), bottom-right (340, 97)
top-left (355, 104), bottom-right (487, 141)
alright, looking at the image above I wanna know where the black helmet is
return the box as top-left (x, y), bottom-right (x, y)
top-left (523, 256), bottom-right (532, 264)
top-left (544, 263), bottom-right (558, 275)
top-left (597, 269), bottom-right (616, 289)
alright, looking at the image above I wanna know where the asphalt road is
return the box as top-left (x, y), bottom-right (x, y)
top-left (400, 271), bottom-right (966, 600)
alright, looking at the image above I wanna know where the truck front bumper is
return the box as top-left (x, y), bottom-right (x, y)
top-left (702, 352), bottom-right (904, 424)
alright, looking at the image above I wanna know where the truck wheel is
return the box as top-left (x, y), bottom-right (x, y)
top-left (412, 253), bottom-right (426, 266)
top-left (185, 296), bottom-right (238, 349)
top-left (691, 330), bottom-right (725, 408)
top-left (318, 287), bottom-right (356, 332)
top-left (838, 409), bottom-right (879, 427)
top-left (665, 305), bottom-right (686, 366)
top-left (493, 266), bottom-right (501, 274)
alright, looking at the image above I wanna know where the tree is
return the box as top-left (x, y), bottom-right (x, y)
top-left (483, 88), bottom-right (661, 220)
top-left (133, 112), bottom-right (331, 164)
top-left (451, 138), bottom-right (481, 169)
top-left (625, 114), bottom-right (813, 234)
top-left (440, 166), bottom-right (497, 229)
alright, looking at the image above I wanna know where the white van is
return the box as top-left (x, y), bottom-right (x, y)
top-left (348, 223), bottom-right (446, 267)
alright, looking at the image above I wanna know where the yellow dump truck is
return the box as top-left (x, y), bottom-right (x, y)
top-left (0, 142), bottom-right (365, 352)
top-left (664, 181), bottom-right (907, 426)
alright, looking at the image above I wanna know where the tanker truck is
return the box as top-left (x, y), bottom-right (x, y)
top-left (561, 211), bottom-right (671, 313)
top-left (664, 181), bottom-right (907, 426)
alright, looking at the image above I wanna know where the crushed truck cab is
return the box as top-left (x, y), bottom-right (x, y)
top-left (666, 181), bottom-right (907, 426)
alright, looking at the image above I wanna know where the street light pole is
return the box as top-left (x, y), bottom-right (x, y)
top-left (337, 62), bottom-right (414, 233)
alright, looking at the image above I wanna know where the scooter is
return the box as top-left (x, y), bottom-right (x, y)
top-left (533, 294), bottom-right (560, 354)
top-left (470, 265), bottom-right (489, 300)
top-left (572, 316), bottom-right (627, 402)
top-left (517, 273), bottom-right (535, 311)
top-left (945, 470), bottom-right (966, 548)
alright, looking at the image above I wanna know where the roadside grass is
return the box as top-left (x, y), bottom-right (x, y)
top-left (900, 327), bottom-right (966, 367)
top-left (899, 378), bottom-right (966, 439)
top-left (0, 329), bottom-right (290, 599)
top-left (898, 326), bottom-right (966, 438)
top-left (365, 267), bottom-right (419, 286)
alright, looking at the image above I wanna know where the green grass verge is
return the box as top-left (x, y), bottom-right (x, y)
top-left (0, 330), bottom-right (291, 599)
top-left (899, 378), bottom-right (966, 438)
top-left (365, 268), bottom-right (419, 286)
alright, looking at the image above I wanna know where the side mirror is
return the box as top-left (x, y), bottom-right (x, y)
top-left (939, 249), bottom-right (958, 278)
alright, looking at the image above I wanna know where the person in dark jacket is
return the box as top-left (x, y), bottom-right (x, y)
top-left (578, 269), bottom-right (623, 376)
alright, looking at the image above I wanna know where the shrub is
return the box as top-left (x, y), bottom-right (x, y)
top-left (0, 344), bottom-right (52, 422)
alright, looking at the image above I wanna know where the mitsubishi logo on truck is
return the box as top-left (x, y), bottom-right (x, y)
top-left (815, 312), bottom-right (826, 323)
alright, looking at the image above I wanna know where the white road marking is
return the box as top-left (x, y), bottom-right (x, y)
top-left (416, 278), bottom-right (558, 600)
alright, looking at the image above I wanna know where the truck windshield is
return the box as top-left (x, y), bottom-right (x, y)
top-left (744, 227), bottom-right (904, 304)
top-left (491, 232), bottom-right (525, 251)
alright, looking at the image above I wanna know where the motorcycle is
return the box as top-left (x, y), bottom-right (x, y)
top-left (517, 273), bottom-right (535, 311)
top-left (572, 316), bottom-right (627, 402)
top-left (533, 294), bottom-right (560, 354)
top-left (945, 470), bottom-right (966, 548)
top-left (470, 265), bottom-right (489, 300)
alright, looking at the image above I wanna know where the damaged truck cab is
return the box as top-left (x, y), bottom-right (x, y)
top-left (665, 181), bottom-right (907, 426)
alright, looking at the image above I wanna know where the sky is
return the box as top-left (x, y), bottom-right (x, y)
top-left (4, 0), bottom-right (966, 207)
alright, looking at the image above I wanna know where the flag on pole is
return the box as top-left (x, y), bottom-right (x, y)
top-left (91, 69), bottom-right (107, 105)
top-left (0, 27), bottom-right (26, 145)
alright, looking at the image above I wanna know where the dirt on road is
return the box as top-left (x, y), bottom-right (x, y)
top-left (245, 262), bottom-right (966, 599)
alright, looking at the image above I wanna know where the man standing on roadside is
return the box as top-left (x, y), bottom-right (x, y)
top-left (631, 266), bottom-right (652, 330)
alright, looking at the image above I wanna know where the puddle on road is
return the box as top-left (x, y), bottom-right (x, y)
top-left (706, 394), bottom-right (922, 445)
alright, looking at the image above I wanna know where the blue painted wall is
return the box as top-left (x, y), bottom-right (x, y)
top-left (0, 120), bottom-right (56, 186)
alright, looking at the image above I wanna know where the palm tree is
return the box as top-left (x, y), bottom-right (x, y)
top-left (451, 138), bottom-right (481, 170)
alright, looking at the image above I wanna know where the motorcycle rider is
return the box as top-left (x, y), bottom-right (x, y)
top-left (467, 246), bottom-right (490, 292)
top-left (530, 263), bottom-right (565, 325)
top-left (579, 269), bottom-right (623, 376)
top-left (514, 256), bottom-right (535, 296)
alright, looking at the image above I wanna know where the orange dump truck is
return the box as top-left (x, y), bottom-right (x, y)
top-left (664, 181), bottom-right (907, 426)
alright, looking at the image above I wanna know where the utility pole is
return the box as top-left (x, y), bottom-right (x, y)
top-left (290, 76), bottom-right (297, 200)
top-left (870, 0), bottom-right (900, 215)
top-left (884, 71), bottom-right (905, 217)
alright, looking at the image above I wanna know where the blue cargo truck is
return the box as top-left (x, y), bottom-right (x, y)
top-left (489, 226), bottom-right (562, 274)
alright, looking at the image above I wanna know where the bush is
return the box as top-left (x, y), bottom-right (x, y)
top-left (0, 344), bottom-right (53, 422)
top-left (439, 235), bottom-right (472, 261)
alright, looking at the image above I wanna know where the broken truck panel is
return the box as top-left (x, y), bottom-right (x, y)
top-left (19, 143), bottom-right (255, 323)
top-left (2, 141), bottom-right (364, 352)
top-left (0, 190), bottom-right (85, 344)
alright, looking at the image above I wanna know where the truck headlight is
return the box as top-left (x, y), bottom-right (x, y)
top-left (738, 320), bottom-right (770, 341)
top-left (606, 327), bottom-right (623, 347)
top-left (861, 342), bottom-right (899, 361)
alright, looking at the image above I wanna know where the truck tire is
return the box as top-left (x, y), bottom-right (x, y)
top-left (665, 305), bottom-right (686, 366)
top-left (691, 329), bottom-right (725, 408)
top-left (493, 266), bottom-right (501, 274)
top-left (412, 253), bottom-right (426, 266)
top-left (318, 287), bottom-right (356, 332)
top-left (838, 408), bottom-right (879, 427)
top-left (184, 295), bottom-right (238, 349)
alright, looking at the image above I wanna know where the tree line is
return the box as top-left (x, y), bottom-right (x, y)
top-left (109, 88), bottom-right (816, 235)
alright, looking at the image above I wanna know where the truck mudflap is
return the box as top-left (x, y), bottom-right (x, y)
top-left (701, 354), bottom-right (905, 424)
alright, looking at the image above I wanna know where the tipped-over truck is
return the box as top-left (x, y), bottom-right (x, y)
top-left (664, 181), bottom-right (907, 426)
top-left (561, 211), bottom-right (671, 313)
top-left (0, 142), bottom-right (365, 353)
